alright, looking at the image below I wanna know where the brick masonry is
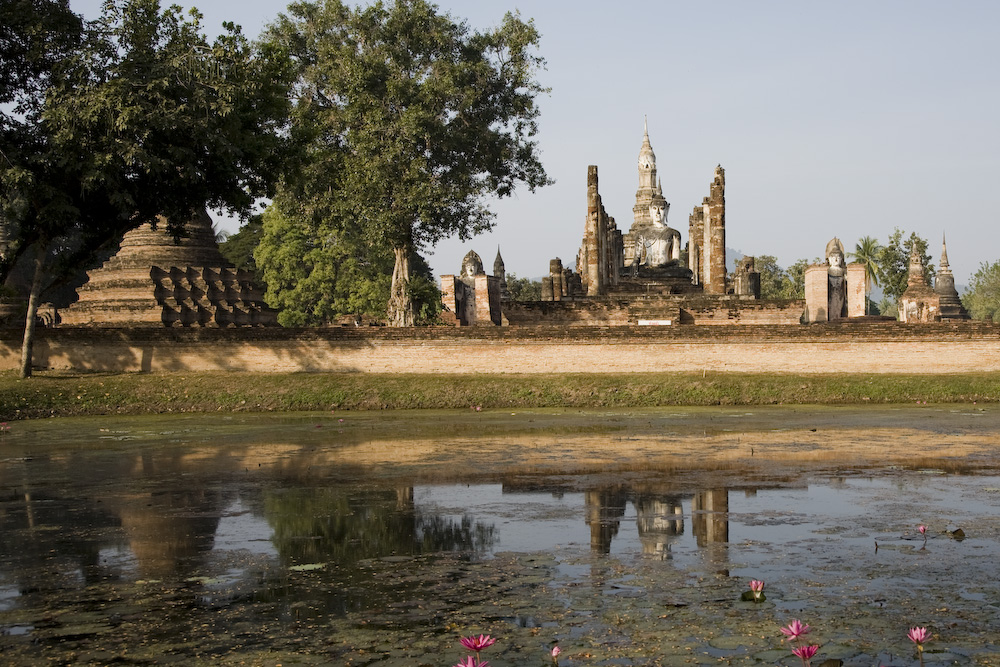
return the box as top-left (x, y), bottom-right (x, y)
top-left (4, 323), bottom-right (1000, 374)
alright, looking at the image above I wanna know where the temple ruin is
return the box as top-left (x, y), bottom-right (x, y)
top-left (61, 210), bottom-right (277, 327)
top-left (443, 123), bottom-right (801, 326)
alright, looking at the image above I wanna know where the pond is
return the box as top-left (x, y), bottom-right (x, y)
top-left (1, 406), bottom-right (1000, 666)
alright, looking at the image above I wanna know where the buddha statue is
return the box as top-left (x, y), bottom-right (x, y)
top-left (825, 237), bottom-right (847, 320)
top-left (637, 203), bottom-right (682, 268)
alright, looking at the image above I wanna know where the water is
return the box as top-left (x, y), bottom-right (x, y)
top-left (1, 407), bottom-right (999, 665)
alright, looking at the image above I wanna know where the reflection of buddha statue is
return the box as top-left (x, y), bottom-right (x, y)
top-left (638, 203), bottom-right (682, 267)
top-left (825, 238), bottom-right (847, 320)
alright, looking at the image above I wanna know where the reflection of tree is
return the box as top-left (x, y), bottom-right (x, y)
top-left (264, 487), bottom-right (495, 566)
top-left (0, 488), bottom-right (122, 595)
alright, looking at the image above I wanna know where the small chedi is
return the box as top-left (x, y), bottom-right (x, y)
top-left (931, 234), bottom-right (970, 321)
top-left (61, 210), bottom-right (276, 327)
top-left (803, 238), bottom-right (867, 322)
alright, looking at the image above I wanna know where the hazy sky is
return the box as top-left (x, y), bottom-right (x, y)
top-left (71, 0), bottom-right (1000, 284)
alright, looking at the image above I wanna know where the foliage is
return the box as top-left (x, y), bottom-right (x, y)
top-left (255, 204), bottom-right (439, 326)
top-left (505, 272), bottom-right (542, 302)
top-left (0, 0), bottom-right (292, 375)
top-left (877, 228), bottom-right (934, 306)
top-left (266, 0), bottom-right (551, 326)
top-left (962, 259), bottom-right (1000, 322)
top-left (746, 255), bottom-right (807, 299)
top-left (219, 215), bottom-right (264, 272)
top-left (849, 235), bottom-right (882, 314)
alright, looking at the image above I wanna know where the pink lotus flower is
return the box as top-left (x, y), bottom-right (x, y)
top-left (551, 646), bottom-right (561, 658)
top-left (460, 635), bottom-right (496, 653)
top-left (918, 525), bottom-right (927, 535)
top-left (780, 619), bottom-right (811, 641)
top-left (792, 644), bottom-right (819, 661)
top-left (908, 626), bottom-right (929, 644)
top-left (455, 657), bottom-right (489, 667)
top-left (749, 579), bottom-right (765, 599)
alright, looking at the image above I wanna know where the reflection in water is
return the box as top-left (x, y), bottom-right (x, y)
top-left (4, 416), bottom-right (1000, 665)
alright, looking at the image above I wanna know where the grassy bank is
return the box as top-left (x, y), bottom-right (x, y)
top-left (0, 370), bottom-right (998, 419)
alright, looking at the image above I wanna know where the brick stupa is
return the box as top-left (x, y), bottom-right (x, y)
top-left (62, 210), bottom-right (277, 327)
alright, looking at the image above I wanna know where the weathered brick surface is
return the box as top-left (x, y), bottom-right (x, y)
top-left (3, 323), bottom-right (999, 373)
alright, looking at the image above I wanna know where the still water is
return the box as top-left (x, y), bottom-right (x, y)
top-left (2, 407), bottom-right (1000, 666)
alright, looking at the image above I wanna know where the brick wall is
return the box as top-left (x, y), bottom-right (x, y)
top-left (2, 322), bottom-right (999, 374)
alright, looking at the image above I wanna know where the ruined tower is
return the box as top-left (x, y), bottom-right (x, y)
top-left (692, 166), bottom-right (726, 294)
top-left (580, 165), bottom-right (621, 296)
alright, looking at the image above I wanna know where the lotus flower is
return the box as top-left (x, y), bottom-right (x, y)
top-left (908, 626), bottom-right (928, 644)
top-left (460, 635), bottom-right (496, 653)
top-left (749, 579), bottom-right (765, 600)
top-left (792, 644), bottom-right (819, 662)
top-left (454, 657), bottom-right (489, 667)
top-left (780, 619), bottom-right (810, 641)
top-left (551, 645), bottom-right (561, 664)
top-left (918, 525), bottom-right (927, 535)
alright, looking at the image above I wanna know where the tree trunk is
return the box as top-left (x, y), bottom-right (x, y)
top-left (19, 244), bottom-right (47, 378)
top-left (387, 246), bottom-right (414, 327)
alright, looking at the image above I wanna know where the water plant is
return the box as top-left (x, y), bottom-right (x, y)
top-left (909, 626), bottom-right (929, 667)
top-left (781, 620), bottom-right (819, 667)
top-left (551, 645), bottom-right (561, 665)
top-left (458, 634), bottom-right (496, 666)
top-left (740, 578), bottom-right (766, 602)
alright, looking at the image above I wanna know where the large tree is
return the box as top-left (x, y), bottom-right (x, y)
top-left (963, 259), bottom-right (1000, 322)
top-left (267, 0), bottom-right (551, 326)
top-left (0, 0), bottom-right (291, 376)
top-left (254, 203), bottom-right (439, 326)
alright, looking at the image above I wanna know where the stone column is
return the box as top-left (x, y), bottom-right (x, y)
top-left (702, 166), bottom-right (726, 295)
top-left (803, 265), bottom-right (828, 322)
top-left (541, 276), bottom-right (554, 301)
top-left (550, 259), bottom-right (564, 302)
top-left (846, 263), bottom-right (867, 317)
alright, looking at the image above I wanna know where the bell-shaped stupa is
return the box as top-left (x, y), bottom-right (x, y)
top-left (62, 210), bottom-right (277, 327)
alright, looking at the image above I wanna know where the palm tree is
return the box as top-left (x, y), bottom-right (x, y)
top-left (849, 236), bottom-right (882, 315)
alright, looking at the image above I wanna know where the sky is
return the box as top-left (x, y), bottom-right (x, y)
top-left (70, 0), bottom-right (1000, 284)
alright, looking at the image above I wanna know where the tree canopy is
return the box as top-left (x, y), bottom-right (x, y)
top-left (0, 0), bottom-right (291, 375)
top-left (265, 0), bottom-right (551, 326)
top-left (254, 203), bottom-right (439, 326)
top-left (962, 259), bottom-right (1000, 322)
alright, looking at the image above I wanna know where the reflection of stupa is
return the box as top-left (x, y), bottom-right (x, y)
top-left (62, 210), bottom-right (277, 327)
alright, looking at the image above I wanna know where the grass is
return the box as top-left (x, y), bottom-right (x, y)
top-left (0, 370), bottom-right (997, 420)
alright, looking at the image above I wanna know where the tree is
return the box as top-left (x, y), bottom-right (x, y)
top-left (219, 215), bottom-right (264, 272)
top-left (505, 272), bottom-right (542, 302)
top-left (743, 255), bottom-right (807, 299)
top-left (750, 255), bottom-right (787, 299)
top-left (266, 0), bottom-right (551, 327)
top-left (0, 0), bottom-right (291, 376)
top-left (254, 204), bottom-right (439, 326)
top-left (962, 260), bottom-right (1000, 322)
top-left (877, 228), bottom-right (934, 308)
top-left (849, 236), bottom-right (881, 315)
